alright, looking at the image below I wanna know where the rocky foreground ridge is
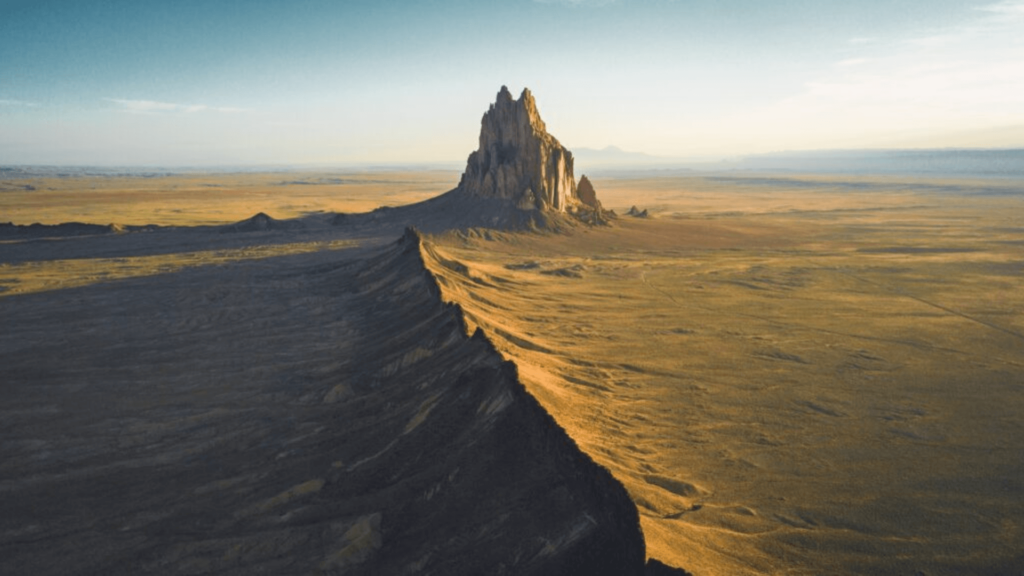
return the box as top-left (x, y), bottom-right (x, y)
top-left (0, 225), bottom-right (686, 574)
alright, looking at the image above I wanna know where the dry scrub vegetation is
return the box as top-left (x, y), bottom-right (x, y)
top-left (3, 171), bottom-right (1023, 575)
top-left (428, 174), bottom-right (1024, 575)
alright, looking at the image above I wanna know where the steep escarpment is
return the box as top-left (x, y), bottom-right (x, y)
top-left (0, 226), bottom-right (651, 575)
top-left (388, 228), bottom-right (649, 575)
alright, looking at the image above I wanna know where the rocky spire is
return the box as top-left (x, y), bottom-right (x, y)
top-left (457, 86), bottom-right (579, 212)
top-left (576, 174), bottom-right (602, 210)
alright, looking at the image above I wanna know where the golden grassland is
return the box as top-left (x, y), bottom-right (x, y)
top-left (0, 239), bottom-right (358, 295)
top-left (427, 174), bottom-right (1024, 575)
top-left (3, 170), bottom-right (1022, 575)
top-left (0, 170), bottom-right (459, 226)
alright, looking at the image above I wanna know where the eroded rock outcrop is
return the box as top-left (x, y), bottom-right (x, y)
top-left (627, 206), bottom-right (649, 218)
top-left (328, 86), bottom-right (611, 231)
top-left (457, 86), bottom-right (579, 212)
top-left (577, 175), bottom-right (602, 210)
top-left (221, 212), bottom-right (304, 233)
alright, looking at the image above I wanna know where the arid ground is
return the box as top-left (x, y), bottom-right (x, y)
top-left (3, 170), bottom-right (1023, 574)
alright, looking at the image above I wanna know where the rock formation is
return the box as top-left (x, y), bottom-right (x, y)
top-left (457, 86), bottom-right (579, 212)
top-left (329, 86), bottom-right (611, 231)
top-left (221, 212), bottom-right (304, 233)
top-left (577, 175), bottom-right (602, 210)
top-left (627, 206), bottom-right (649, 218)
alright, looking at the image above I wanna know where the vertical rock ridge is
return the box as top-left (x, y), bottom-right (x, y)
top-left (393, 227), bottom-right (651, 574)
top-left (577, 175), bottom-right (602, 211)
top-left (458, 86), bottom-right (579, 212)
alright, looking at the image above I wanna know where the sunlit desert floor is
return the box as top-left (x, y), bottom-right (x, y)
top-left (3, 170), bottom-right (1023, 575)
top-left (0, 169), bottom-right (456, 227)
top-left (428, 174), bottom-right (1024, 575)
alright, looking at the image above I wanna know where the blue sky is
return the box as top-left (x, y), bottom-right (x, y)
top-left (2, 0), bottom-right (1022, 165)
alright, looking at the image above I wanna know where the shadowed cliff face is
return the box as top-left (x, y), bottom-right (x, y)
top-left (0, 227), bottom-right (650, 575)
top-left (457, 86), bottom-right (579, 212)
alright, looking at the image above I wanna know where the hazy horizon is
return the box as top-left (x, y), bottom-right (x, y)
top-left (2, 0), bottom-right (1024, 166)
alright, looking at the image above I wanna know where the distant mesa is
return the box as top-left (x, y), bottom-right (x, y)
top-left (221, 212), bottom-right (304, 234)
top-left (626, 206), bottom-right (649, 218)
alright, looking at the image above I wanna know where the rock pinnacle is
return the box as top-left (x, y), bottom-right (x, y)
top-left (457, 86), bottom-right (579, 212)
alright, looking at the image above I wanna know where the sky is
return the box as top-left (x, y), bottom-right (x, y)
top-left (1, 0), bottom-right (1023, 166)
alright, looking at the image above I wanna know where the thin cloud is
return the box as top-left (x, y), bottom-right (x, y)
top-left (849, 37), bottom-right (879, 44)
top-left (533, 0), bottom-right (616, 6)
top-left (898, 1), bottom-right (1024, 50)
top-left (105, 99), bottom-right (179, 113)
top-left (903, 33), bottom-right (964, 48)
top-left (979, 0), bottom-right (1024, 16)
top-left (835, 58), bottom-right (870, 67)
top-left (726, 1), bottom-right (1024, 150)
top-left (105, 98), bottom-right (252, 114)
top-left (0, 99), bottom-right (40, 107)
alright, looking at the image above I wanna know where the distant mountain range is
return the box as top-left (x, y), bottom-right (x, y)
top-left (572, 146), bottom-right (687, 170)
top-left (571, 146), bottom-right (1024, 178)
top-left (718, 148), bottom-right (1024, 177)
top-left (5, 148), bottom-right (1023, 179)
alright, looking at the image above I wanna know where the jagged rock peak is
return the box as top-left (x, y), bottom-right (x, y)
top-left (492, 85), bottom-right (546, 134)
top-left (626, 205), bottom-right (649, 218)
top-left (457, 86), bottom-right (579, 212)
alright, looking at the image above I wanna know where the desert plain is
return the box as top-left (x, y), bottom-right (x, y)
top-left (2, 169), bottom-right (1023, 575)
